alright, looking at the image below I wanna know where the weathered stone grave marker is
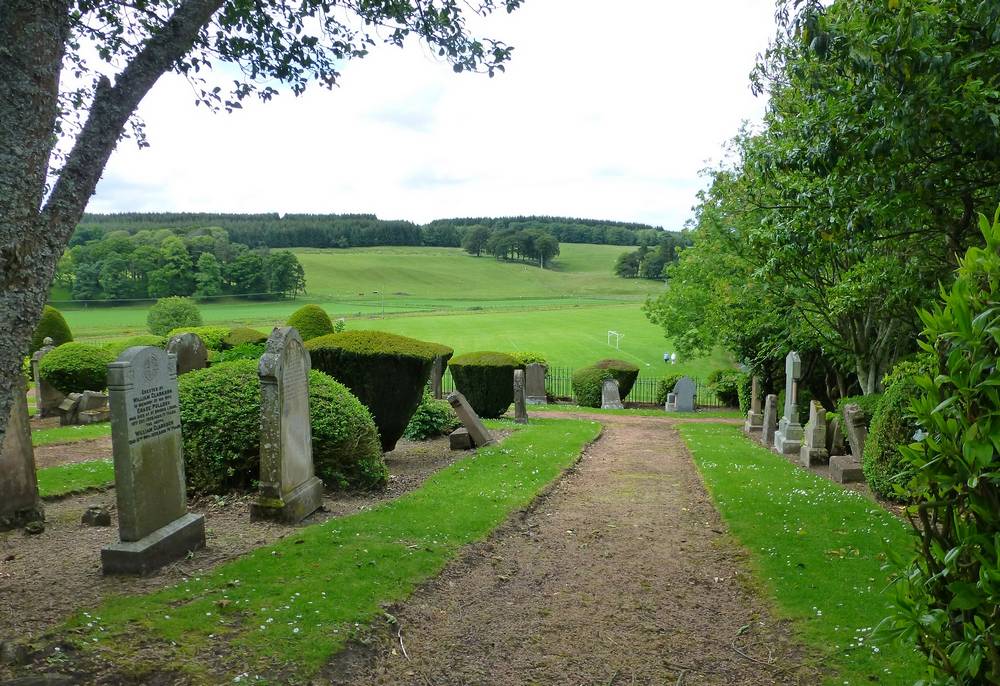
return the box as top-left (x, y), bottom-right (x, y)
top-left (31, 337), bottom-right (63, 418)
top-left (0, 376), bottom-right (44, 532)
top-left (447, 391), bottom-right (494, 447)
top-left (102, 347), bottom-right (205, 575)
top-left (743, 376), bottom-right (763, 434)
top-left (666, 376), bottom-right (695, 412)
top-left (430, 355), bottom-right (445, 400)
top-left (166, 332), bottom-right (207, 375)
top-left (525, 363), bottom-right (547, 405)
top-left (762, 394), bottom-right (778, 447)
top-left (250, 327), bottom-right (323, 523)
top-left (826, 416), bottom-right (845, 456)
top-left (774, 352), bottom-right (803, 454)
top-left (58, 390), bottom-right (110, 426)
top-left (513, 369), bottom-right (529, 424)
top-left (799, 400), bottom-right (829, 467)
top-left (601, 378), bottom-right (624, 410)
top-left (449, 427), bottom-right (473, 450)
top-left (830, 403), bottom-right (867, 483)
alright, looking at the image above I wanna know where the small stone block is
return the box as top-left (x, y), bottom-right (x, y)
top-left (799, 446), bottom-right (830, 467)
top-left (77, 409), bottom-right (111, 425)
top-left (449, 428), bottom-right (473, 450)
top-left (830, 455), bottom-right (865, 484)
top-left (82, 505), bottom-right (112, 527)
top-left (101, 512), bottom-right (205, 575)
top-left (250, 476), bottom-right (323, 524)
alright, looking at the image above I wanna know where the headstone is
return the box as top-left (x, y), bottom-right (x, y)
top-left (513, 369), bottom-right (529, 424)
top-left (762, 394), bottom-right (778, 447)
top-left (664, 392), bottom-right (677, 411)
top-left (165, 332), bottom-right (207, 375)
top-left (830, 454), bottom-right (865, 483)
top-left (525, 363), bottom-right (547, 405)
top-left (31, 337), bottom-right (63, 418)
top-left (826, 416), bottom-right (845, 456)
top-left (446, 391), bottom-right (494, 447)
top-left (601, 379), bottom-right (624, 410)
top-left (250, 327), bottom-right (323, 523)
top-left (842, 404), bottom-right (868, 461)
top-left (774, 352), bottom-right (803, 454)
top-left (449, 427), bottom-right (473, 450)
top-left (0, 376), bottom-right (44, 532)
top-left (58, 390), bottom-right (110, 426)
top-left (101, 347), bottom-right (205, 575)
top-left (430, 355), bottom-right (445, 400)
top-left (744, 376), bottom-right (764, 434)
top-left (57, 393), bottom-right (82, 426)
top-left (668, 376), bottom-right (696, 412)
top-left (799, 401), bottom-right (829, 467)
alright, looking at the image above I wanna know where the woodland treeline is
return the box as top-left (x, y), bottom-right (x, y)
top-left (614, 233), bottom-right (692, 279)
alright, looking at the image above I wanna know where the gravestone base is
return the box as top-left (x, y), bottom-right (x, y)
top-left (0, 504), bottom-right (45, 533)
top-left (101, 512), bottom-right (205, 575)
top-left (250, 476), bottom-right (323, 524)
top-left (799, 445), bottom-right (829, 467)
top-left (78, 409), bottom-right (111, 425)
top-left (744, 411), bottom-right (763, 434)
top-left (449, 428), bottom-right (473, 450)
top-left (526, 395), bottom-right (546, 405)
top-left (830, 455), bottom-right (865, 484)
top-left (774, 420), bottom-right (803, 455)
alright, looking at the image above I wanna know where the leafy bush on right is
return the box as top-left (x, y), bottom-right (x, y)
top-left (707, 368), bottom-right (744, 407)
top-left (147, 296), bottom-right (203, 335)
top-left (38, 342), bottom-right (114, 393)
top-left (404, 390), bottom-right (460, 440)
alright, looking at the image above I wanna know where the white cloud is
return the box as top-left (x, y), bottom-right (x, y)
top-left (87, 0), bottom-right (778, 229)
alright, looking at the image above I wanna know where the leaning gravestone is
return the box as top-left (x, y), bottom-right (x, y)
top-left (830, 404), bottom-right (868, 484)
top-left (525, 363), bottom-right (547, 405)
top-left (430, 355), bottom-right (445, 400)
top-left (762, 394), bottom-right (778, 447)
top-left (601, 378), bottom-right (624, 410)
top-left (774, 352), bottom-right (803, 455)
top-left (743, 376), bottom-right (764, 434)
top-left (166, 332), bottom-right (207, 376)
top-left (513, 369), bottom-right (529, 424)
top-left (799, 401), bottom-right (829, 467)
top-left (826, 416), bottom-right (845, 456)
top-left (250, 327), bottom-right (323, 523)
top-left (447, 391), bottom-right (495, 447)
top-left (668, 376), bottom-right (696, 412)
top-left (102, 347), bottom-right (205, 575)
top-left (0, 376), bottom-right (44, 532)
top-left (31, 337), bottom-right (63, 418)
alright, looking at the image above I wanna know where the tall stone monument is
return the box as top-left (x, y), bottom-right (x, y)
top-left (773, 351), bottom-right (803, 454)
top-left (102, 347), bottom-right (205, 575)
top-left (743, 376), bottom-right (764, 434)
top-left (513, 369), bottom-right (529, 424)
top-left (762, 394), bottom-right (778, 447)
top-left (165, 332), bottom-right (208, 375)
top-left (525, 363), bottom-right (547, 405)
top-left (0, 376), bottom-right (44, 531)
top-left (430, 355), bottom-right (445, 400)
top-left (250, 327), bottom-right (323, 523)
top-left (601, 378), bottom-right (624, 410)
top-left (799, 401), bottom-right (829, 467)
top-left (447, 391), bottom-right (495, 447)
top-left (31, 337), bottom-right (63, 418)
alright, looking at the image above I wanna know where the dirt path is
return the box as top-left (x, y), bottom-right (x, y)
top-left (327, 413), bottom-right (815, 685)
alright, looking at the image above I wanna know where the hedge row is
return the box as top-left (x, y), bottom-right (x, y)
top-left (449, 351), bottom-right (518, 418)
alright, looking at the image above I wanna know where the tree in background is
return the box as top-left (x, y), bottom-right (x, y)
top-left (194, 253), bottom-right (223, 298)
top-left (266, 250), bottom-right (307, 298)
top-left (461, 225), bottom-right (491, 257)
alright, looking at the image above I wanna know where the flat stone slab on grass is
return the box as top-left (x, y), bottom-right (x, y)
top-left (830, 455), bottom-right (865, 484)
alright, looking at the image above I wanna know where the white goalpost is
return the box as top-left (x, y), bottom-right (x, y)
top-left (607, 330), bottom-right (624, 350)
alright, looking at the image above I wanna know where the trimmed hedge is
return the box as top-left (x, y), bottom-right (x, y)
top-left (287, 304), bottom-right (334, 342)
top-left (403, 390), bottom-right (460, 440)
top-left (655, 373), bottom-right (684, 406)
top-left (102, 335), bottom-right (166, 358)
top-left (305, 331), bottom-right (439, 451)
top-left (31, 305), bottom-right (73, 353)
top-left (147, 297), bottom-right (202, 336)
top-left (510, 351), bottom-right (547, 367)
top-left (166, 325), bottom-right (230, 351)
top-left (572, 366), bottom-right (614, 408)
top-left (449, 351), bottom-right (519, 418)
top-left (217, 343), bottom-right (266, 363)
top-left (223, 327), bottom-right (267, 348)
top-left (178, 361), bottom-right (386, 493)
top-left (38, 343), bottom-right (114, 394)
top-left (593, 359), bottom-right (640, 399)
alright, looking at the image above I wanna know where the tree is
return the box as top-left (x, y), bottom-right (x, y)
top-left (534, 234), bottom-right (559, 268)
top-left (0, 0), bottom-right (521, 450)
top-left (461, 225), bottom-right (491, 257)
top-left (194, 252), bottom-right (223, 298)
top-left (227, 252), bottom-right (267, 296)
top-left (265, 250), bottom-right (306, 298)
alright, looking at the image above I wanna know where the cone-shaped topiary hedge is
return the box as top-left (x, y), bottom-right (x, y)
top-left (305, 330), bottom-right (440, 451)
top-left (592, 359), bottom-right (640, 399)
top-left (31, 305), bottom-right (73, 353)
top-left (223, 327), bottom-right (268, 348)
top-left (571, 366), bottom-right (615, 408)
top-left (38, 343), bottom-right (114, 394)
top-left (178, 360), bottom-right (385, 493)
top-left (287, 304), bottom-right (334, 342)
top-left (449, 351), bottom-right (518, 418)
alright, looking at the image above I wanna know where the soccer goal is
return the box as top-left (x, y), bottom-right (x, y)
top-left (607, 330), bottom-right (624, 350)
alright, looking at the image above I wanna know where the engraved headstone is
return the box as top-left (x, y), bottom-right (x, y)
top-left (447, 391), bottom-right (494, 447)
top-left (601, 378), bottom-right (624, 410)
top-left (0, 376), bottom-right (44, 531)
top-left (513, 369), bottom-right (529, 424)
top-left (799, 401), bottom-right (829, 467)
top-left (250, 327), bottom-right (323, 523)
top-left (31, 337), bottom-right (63, 418)
top-left (842, 404), bottom-right (868, 461)
top-left (774, 352), bottom-right (803, 454)
top-left (762, 394), bottom-right (778, 447)
top-left (430, 356), bottom-right (445, 400)
top-left (744, 376), bottom-right (764, 433)
top-left (166, 332), bottom-right (207, 376)
top-left (665, 392), bottom-right (677, 411)
top-left (668, 376), bottom-right (696, 412)
top-left (525, 363), bottom-right (547, 405)
top-left (101, 347), bottom-right (205, 575)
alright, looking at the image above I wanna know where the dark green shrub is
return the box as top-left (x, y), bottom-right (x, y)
top-left (449, 351), bottom-right (518, 418)
top-left (178, 361), bottom-right (385, 493)
top-left (30, 305), bottom-right (73, 353)
top-left (102, 335), bottom-right (166, 358)
top-left (572, 366), bottom-right (614, 408)
top-left (305, 330), bottom-right (439, 451)
top-left (834, 393), bottom-right (883, 424)
top-left (593, 359), bottom-right (640, 399)
top-left (403, 390), bottom-right (460, 440)
top-left (147, 297), bottom-right (202, 335)
top-left (878, 208), bottom-right (1000, 682)
top-left (166, 325), bottom-right (230, 351)
top-left (38, 343), bottom-right (114, 393)
top-left (707, 368), bottom-right (745, 407)
top-left (217, 343), bottom-right (266, 363)
top-left (736, 374), bottom-right (753, 414)
top-left (510, 351), bottom-right (547, 367)
top-left (287, 304), bottom-right (334, 341)
top-left (223, 327), bottom-right (267, 348)
top-left (655, 373), bottom-right (684, 405)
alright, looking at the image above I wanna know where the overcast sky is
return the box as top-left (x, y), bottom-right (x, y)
top-left (86, 1), bottom-right (779, 230)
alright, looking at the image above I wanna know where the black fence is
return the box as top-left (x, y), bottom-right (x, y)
top-left (440, 366), bottom-right (724, 409)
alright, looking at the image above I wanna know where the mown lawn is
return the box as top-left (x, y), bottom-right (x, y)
top-left (677, 423), bottom-right (923, 685)
top-left (32, 423), bottom-right (111, 447)
top-left (37, 460), bottom-right (114, 498)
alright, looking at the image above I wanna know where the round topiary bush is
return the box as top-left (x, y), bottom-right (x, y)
top-left (38, 343), bottom-right (114, 393)
top-left (102, 335), bottom-right (166, 358)
top-left (572, 365), bottom-right (614, 408)
top-left (178, 360), bottom-right (386, 493)
top-left (449, 351), bottom-right (518, 418)
top-left (223, 327), bottom-right (268, 348)
top-left (287, 304), bottom-right (334, 342)
top-left (166, 325), bottom-right (231, 351)
top-left (30, 305), bottom-right (73, 353)
top-left (593, 359), bottom-right (640, 399)
top-left (305, 331), bottom-right (440, 451)
top-left (147, 297), bottom-right (203, 336)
